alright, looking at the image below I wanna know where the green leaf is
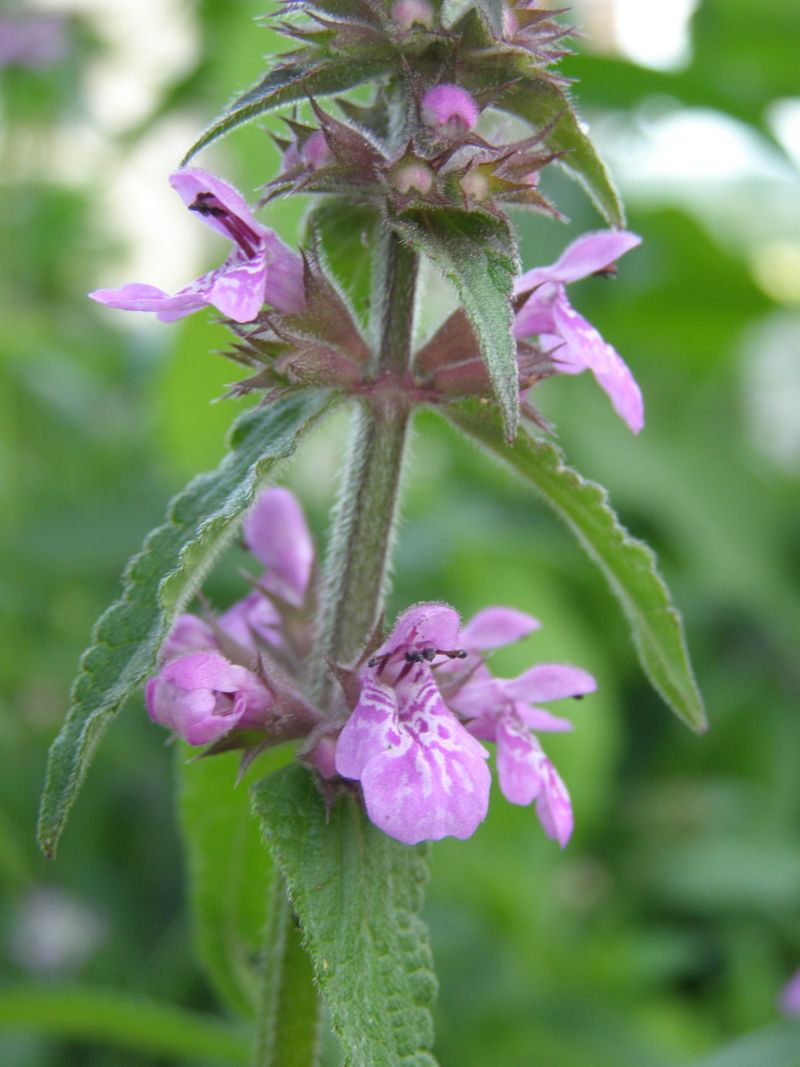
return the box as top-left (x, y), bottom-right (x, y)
top-left (177, 748), bottom-right (274, 1019)
top-left (445, 401), bottom-right (707, 731)
top-left (255, 872), bottom-right (320, 1067)
top-left (308, 201), bottom-right (380, 328)
top-left (37, 391), bottom-right (335, 859)
top-left (499, 80), bottom-right (625, 229)
top-left (693, 1021), bottom-right (800, 1067)
top-left (0, 984), bottom-right (249, 1065)
top-left (392, 208), bottom-right (519, 439)
top-left (252, 765), bottom-right (439, 1067)
top-left (181, 55), bottom-right (390, 165)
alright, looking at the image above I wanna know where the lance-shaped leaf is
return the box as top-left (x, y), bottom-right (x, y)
top-left (178, 749), bottom-right (274, 1019)
top-left (393, 208), bottom-right (520, 439)
top-left (498, 80), bottom-right (624, 229)
top-left (37, 391), bottom-right (335, 859)
top-left (182, 54), bottom-right (390, 165)
top-left (252, 764), bottom-right (439, 1067)
top-left (445, 401), bottom-right (707, 732)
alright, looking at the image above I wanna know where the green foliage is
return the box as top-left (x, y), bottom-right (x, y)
top-left (441, 0), bottom-right (501, 33)
top-left (177, 748), bottom-right (275, 1020)
top-left (499, 81), bottom-right (625, 228)
top-left (253, 765), bottom-right (439, 1067)
top-left (308, 202), bottom-right (380, 327)
top-left (446, 401), bottom-right (706, 731)
top-left (393, 208), bottom-right (520, 439)
top-left (0, 985), bottom-right (249, 1064)
top-left (693, 1021), bottom-right (800, 1067)
top-left (37, 391), bottom-right (334, 859)
top-left (256, 873), bottom-right (321, 1067)
top-left (182, 56), bottom-right (390, 165)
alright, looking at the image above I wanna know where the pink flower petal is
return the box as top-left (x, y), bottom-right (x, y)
top-left (505, 663), bottom-right (597, 704)
top-left (207, 251), bottom-right (269, 322)
top-left (495, 713), bottom-right (543, 805)
top-left (263, 233), bottom-right (306, 313)
top-left (551, 294), bottom-right (644, 433)
top-left (243, 488), bottom-right (314, 607)
top-left (515, 230), bottom-right (641, 294)
top-left (159, 614), bottom-right (218, 664)
top-left (89, 283), bottom-right (206, 316)
top-left (170, 168), bottom-right (265, 240)
top-left (496, 716), bottom-right (573, 845)
top-left (514, 703), bottom-right (574, 733)
top-left (374, 602), bottom-right (461, 660)
top-left (461, 606), bottom-right (540, 651)
top-left (219, 590), bottom-right (282, 650)
top-left (361, 672), bottom-right (490, 844)
top-left (335, 674), bottom-right (400, 780)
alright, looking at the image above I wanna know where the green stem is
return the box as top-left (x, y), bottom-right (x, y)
top-left (254, 873), bottom-right (320, 1067)
top-left (312, 235), bottom-right (418, 700)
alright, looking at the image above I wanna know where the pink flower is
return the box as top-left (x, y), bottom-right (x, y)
top-left (515, 230), bottom-right (644, 433)
top-left (335, 604), bottom-right (491, 845)
top-left (90, 168), bottom-right (304, 324)
top-left (453, 662), bottom-right (596, 847)
top-left (780, 971), bottom-right (800, 1017)
top-left (145, 651), bottom-right (273, 746)
top-left (420, 84), bottom-right (480, 135)
top-left (242, 487), bottom-right (314, 608)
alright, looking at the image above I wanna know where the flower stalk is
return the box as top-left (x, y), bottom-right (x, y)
top-left (312, 236), bottom-right (419, 703)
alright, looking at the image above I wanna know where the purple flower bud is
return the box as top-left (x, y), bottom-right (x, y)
top-left (392, 159), bottom-right (434, 196)
top-left (302, 131), bottom-right (334, 171)
top-left (421, 84), bottom-right (480, 136)
top-left (459, 168), bottom-right (490, 202)
top-left (145, 651), bottom-right (273, 746)
top-left (391, 0), bottom-right (434, 30)
top-left (242, 488), bottom-right (314, 608)
top-left (159, 614), bottom-right (218, 664)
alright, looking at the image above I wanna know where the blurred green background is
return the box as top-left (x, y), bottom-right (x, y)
top-left (1, 1), bottom-right (799, 1064)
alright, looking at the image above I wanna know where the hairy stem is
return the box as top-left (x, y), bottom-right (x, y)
top-left (312, 235), bottom-right (418, 701)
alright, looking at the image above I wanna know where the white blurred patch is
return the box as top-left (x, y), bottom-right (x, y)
top-left (45, 0), bottom-right (199, 132)
top-left (739, 313), bottom-right (800, 471)
top-left (613, 0), bottom-right (698, 71)
top-left (575, 0), bottom-right (698, 71)
top-left (9, 886), bottom-right (106, 974)
top-left (768, 97), bottom-right (800, 170)
top-left (751, 241), bottom-right (800, 306)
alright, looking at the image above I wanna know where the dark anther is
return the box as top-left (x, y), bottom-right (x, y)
top-left (422, 647), bottom-right (436, 661)
top-left (405, 651), bottom-right (424, 663)
top-left (368, 656), bottom-right (377, 667)
top-left (573, 694), bottom-right (584, 701)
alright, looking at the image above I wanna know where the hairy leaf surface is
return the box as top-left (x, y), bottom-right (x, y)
top-left (393, 208), bottom-right (519, 439)
top-left (253, 765), bottom-right (439, 1067)
top-left (178, 749), bottom-right (274, 1019)
top-left (182, 56), bottom-right (389, 164)
top-left (499, 80), bottom-right (625, 229)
